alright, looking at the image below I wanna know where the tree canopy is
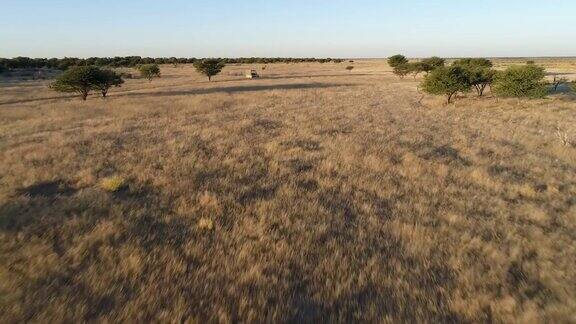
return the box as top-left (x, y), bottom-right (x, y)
top-left (193, 59), bottom-right (225, 81)
top-left (421, 66), bottom-right (470, 103)
top-left (492, 65), bottom-right (548, 98)
top-left (388, 55), bottom-right (408, 68)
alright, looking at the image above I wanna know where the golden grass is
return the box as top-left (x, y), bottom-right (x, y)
top-left (99, 176), bottom-right (126, 192)
top-left (0, 60), bottom-right (575, 322)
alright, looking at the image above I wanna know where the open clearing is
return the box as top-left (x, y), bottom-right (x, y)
top-left (1, 59), bottom-right (575, 322)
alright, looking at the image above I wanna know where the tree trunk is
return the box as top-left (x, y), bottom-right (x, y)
top-left (208, 75), bottom-right (212, 81)
top-left (82, 91), bottom-right (88, 101)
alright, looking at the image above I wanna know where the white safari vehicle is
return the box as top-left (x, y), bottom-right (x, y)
top-left (245, 69), bottom-right (260, 79)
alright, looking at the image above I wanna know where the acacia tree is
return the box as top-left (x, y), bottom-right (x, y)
top-left (388, 54), bottom-right (408, 68)
top-left (50, 66), bottom-right (102, 100)
top-left (139, 64), bottom-right (161, 81)
top-left (408, 62), bottom-right (426, 79)
top-left (193, 59), bottom-right (225, 81)
top-left (421, 66), bottom-right (470, 103)
top-left (421, 56), bottom-right (445, 73)
top-left (93, 69), bottom-right (124, 97)
top-left (453, 58), bottom-right (495, 97)
top-left (492, 65), bottom-right (548, 99)
top-left (393, 64), bottom-right (411, 79)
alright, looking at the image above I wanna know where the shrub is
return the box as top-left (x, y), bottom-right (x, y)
top-left (193, 59), bottom-right (225, 81)
top-left (50, 66), bottom-right (102, 100)
top-left (388, 55), bottom-right (408, 68)
top-left (139, 64), bottom-right (161, 81)
top-left (570, 81), bottom-right (576, 92)
top-left (453, 58), bottom-right (495, 96)
top-left (421, 66), bottom-right (470, 103)
top-left (100, 176), bottom-right (126, 192)
top-left (346, 66), bottom-right (354, 72)
top-left (492, 65), bottom-right (548, 99)
top-left (93, 69), bottom-right (124, 97)
top-left (393, 64), bottom-right (411, 79)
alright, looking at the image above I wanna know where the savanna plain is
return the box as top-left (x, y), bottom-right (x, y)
top-left (1, 59), bottom-right (576, 322)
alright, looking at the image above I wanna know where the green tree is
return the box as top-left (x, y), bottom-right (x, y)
top-left (388, 54), bottom-right (408, 68)
top-left (453, 58), bottom-right (492, 68)
top-left (139, 64), bottom-right (161, 81)
top-left (453, 58), bottom-right (495, 97)
top-left (421, 56), bottom-right (445, 72)
top-left (193, 59), bottom-right (225, 81)
top-left (93, 69), bottom-right (124, 97)
top-left (393, 64), bottom-right (411, 79)
top-left (408, 62), bottom-right (427, 79)
top-left (492, 65), bottom-right (548, 99)
top-left (421, 66), bottom-right (470, 103)
top-left (50, 66), bottom-right (103, 100)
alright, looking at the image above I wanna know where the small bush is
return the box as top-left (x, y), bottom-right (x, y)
top-left (346, 66), bottom-right (354, 72)
top-left (138, 64), bottom-right (161, 81)
top-left (570, 81), bottom-right (576, 92)
top-left (100, 176), bottom-right (126, 192)
top-left (388, 55), bottom-right (408, 68)
top-left (492, 65), bottom-right (548, 99)
top-left (421, 66), bottom-right (470, 103)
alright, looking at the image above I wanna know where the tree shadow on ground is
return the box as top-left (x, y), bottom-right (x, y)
top-left (112, 83), bottom-right (355, 99)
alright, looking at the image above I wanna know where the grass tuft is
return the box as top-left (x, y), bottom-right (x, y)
top-left (99, 176), bottom-right (126, 192)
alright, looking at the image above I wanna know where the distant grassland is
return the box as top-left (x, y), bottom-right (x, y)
top-left (1, 60), bottom-right (575, 322)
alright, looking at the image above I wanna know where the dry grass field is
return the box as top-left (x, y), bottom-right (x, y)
top-left (1, 59), bottom-right (575, 322)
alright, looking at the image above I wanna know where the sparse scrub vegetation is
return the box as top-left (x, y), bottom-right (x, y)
top-left (345, 65), bottom-right (354, 72)
top-left (1, 59), bottom-right (576, 323)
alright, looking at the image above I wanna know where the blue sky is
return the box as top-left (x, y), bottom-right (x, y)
top-left (2, 0), bottom-right (575, 58)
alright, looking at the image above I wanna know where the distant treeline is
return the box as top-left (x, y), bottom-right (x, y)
top-left (0, 56), bottom-right (344, 70)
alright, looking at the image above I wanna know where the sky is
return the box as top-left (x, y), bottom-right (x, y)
top-left (1, 0), bottom-right (575, 58)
